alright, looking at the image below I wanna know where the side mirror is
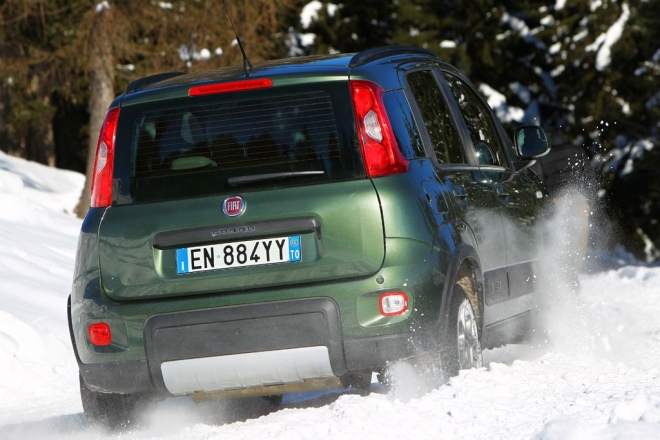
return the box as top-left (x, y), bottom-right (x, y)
top-left (514, 126), bottom-right (549, 159)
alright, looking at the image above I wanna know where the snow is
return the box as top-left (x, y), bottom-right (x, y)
top-left (326, 3), bottom-right (338, 18)
top-left (540, 15), bottom-right (556, 27)
top-left (573, 29), bottom-right (589, 42)
top-left (500, 12), bottom-right (547, 50)
top-left (0, 151), bottom-right (84, 429)
top-left (549, 42), bottom-right (562, 55)
top-left (95, 1), bottom-right (110, 14)
top-left (179, 46), bottom-right (213, 63)
top-left (300, 1), bottom-right (338, 29)
top-left (479, 84), bottom-right (524, 123)
top-left (1, 152), bottom-right (660, 439)
top-left (286, 28), bottom-right (316, 57)
top-left (196, 48), bottom-right (211, 61)
top-left (301, 1), bottom-right (322, 29)
top-left (605, 137), bottom-right (655, 178)
top-left (586, 3), bottom-right (630, 71)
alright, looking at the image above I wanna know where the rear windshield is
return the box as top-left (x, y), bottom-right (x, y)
top-left (113, 81), bottom-right (363, 204)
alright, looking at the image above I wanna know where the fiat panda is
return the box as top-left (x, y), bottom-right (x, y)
top-left (68, 45), bottom-right (550, 427)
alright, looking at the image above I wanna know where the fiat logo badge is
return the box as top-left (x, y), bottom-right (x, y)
top-left (222, 196), bottom-right (245, 217)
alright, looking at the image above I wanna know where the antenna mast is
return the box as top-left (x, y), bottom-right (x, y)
top-left (222, 0), bottom-right (253, 77)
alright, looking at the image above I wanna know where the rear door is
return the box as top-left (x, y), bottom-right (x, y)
top-left (98, 81), bottom-right (385, 301)
top-left (403, 67), bottom-right (509, 306)
top-left (440, 71), bottom-right (542, 302)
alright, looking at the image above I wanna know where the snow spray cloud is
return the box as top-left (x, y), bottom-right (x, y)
top-left (384, 185), bottom-right (606, 401)
top-left (135, 394), bottom-right (277, 436)
top-left (531, 181), bottom-right (620, 359)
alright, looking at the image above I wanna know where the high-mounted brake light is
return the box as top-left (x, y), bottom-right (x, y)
top-left (88, 322), bottom-right (112, 346)
top-left (379, 292), bottom-right (409, 317)
top-left (350, 80), bottom-right (409, 178)
top-left (90, 107), bottom-right (120, 208)
top-left (189, 78), bottom-right (273, 97)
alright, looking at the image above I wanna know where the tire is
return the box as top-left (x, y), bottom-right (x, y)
top-left (440, 282), bottom-right (483, 377)
top-left (79, 374), bottom-right (149, 431)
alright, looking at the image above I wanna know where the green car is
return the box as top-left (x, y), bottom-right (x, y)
top-left (68, 45), bottom-right (550, 427)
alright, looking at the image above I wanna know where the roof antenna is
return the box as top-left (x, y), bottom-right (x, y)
top-left (222, 0), bottom-right (253, 77)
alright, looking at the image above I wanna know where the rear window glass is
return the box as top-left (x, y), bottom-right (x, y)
top-left (113, 82), bottom-right (362, 203)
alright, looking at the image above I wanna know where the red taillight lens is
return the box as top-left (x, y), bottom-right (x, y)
top-left (350, 80), bottom-right (409, 178)
top-left (90, 108), bottom-right (120, 208)
top-left (189, 78), bottom-right (273, 96)
top-left (88, 322), bottom-right (112, 346)
top-left (379, 292), bottom-right (409, 316)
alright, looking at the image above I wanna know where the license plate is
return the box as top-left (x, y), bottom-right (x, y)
top-left (176, 235), bottom-right (301, 274)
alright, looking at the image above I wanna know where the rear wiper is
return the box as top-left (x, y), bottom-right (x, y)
top-left (227, 171), bottom-right (325, 187)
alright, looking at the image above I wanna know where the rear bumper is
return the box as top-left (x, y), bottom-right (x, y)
top-left (78, 320), bottom-right (423, 397)
top-left (78, 298), bottom-right (426, 396)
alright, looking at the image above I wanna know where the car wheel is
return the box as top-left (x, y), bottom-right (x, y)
top-left (424, 280), bottom-right (482, 384)
top-left (79, 374), bottom-right (149, 430)
top-left (441, 282), bottom-right (483, 377)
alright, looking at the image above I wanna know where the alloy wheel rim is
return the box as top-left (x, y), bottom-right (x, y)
top-left (457, 299), bottom-right (483, 370)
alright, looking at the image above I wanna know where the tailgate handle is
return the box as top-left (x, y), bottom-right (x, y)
top-left (153, 216), bottom-right (321, 249)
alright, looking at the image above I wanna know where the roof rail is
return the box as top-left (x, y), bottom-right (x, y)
top-left (126, 71), bottom-right (187, 94)
top-left (349, 45), bottom-right (438, 68)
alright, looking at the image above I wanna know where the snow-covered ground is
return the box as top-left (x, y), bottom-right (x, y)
top-left (0, 151), bottom-right (659, 439)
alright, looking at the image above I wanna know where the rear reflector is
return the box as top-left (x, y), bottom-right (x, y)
top-left (90, 107), bottom-right (120, 208)
top-left (379, 292), bottom-right (408, 316)
top-left (350, 80), bottom-right (409, 178)
top-left (88, 322), bottom-right (112, 346)
top-left (189, 78), bottom-right (273, 96)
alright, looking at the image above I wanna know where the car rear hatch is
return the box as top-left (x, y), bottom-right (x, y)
top-left (97, 78), bottom-right (385, 301)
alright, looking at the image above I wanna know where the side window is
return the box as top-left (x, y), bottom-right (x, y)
top-left (406, 70), bottom-right (465, 164)
top-left (443, 73), bottom-right (506, 167)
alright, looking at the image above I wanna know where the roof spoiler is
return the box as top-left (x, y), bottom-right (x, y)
top-left (349, 45), bottom-right (438, 68)
top-left (126, 72), bottom-right (186, 94)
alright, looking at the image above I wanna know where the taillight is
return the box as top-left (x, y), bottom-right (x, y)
top-left (350, 80), bottom-right (409, 178)
top-left (90, 107), bottom-right (120, 208)
top-left (88, 322), bottom-right (112, 346)
top-left (189, 78), bottom-right (272, 96)
top-left (379, 292), bottom-right (409, 316)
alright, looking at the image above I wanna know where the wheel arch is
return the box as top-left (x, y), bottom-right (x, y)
top-left (439, 244), bottom-right (484, 335)
top-left (67, 294), bottom-right (83, 366)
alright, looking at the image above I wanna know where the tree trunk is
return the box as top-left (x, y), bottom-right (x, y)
top-left (27, 74), bottom-right (56, 166)
top-left (74, 6), bottom-right (116, 218)
top-left (0, 87), bottom-right (9, 155)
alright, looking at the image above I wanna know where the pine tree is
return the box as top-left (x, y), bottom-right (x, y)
top-left (596, 1), bottom-right (660, 260)
top-left (0, 0), bottom-right (89, 166)
top-left (305, 1), bottom-right (396, 53)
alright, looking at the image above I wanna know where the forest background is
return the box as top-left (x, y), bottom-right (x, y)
top-left (1, 0), bottom-right (659, 261)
